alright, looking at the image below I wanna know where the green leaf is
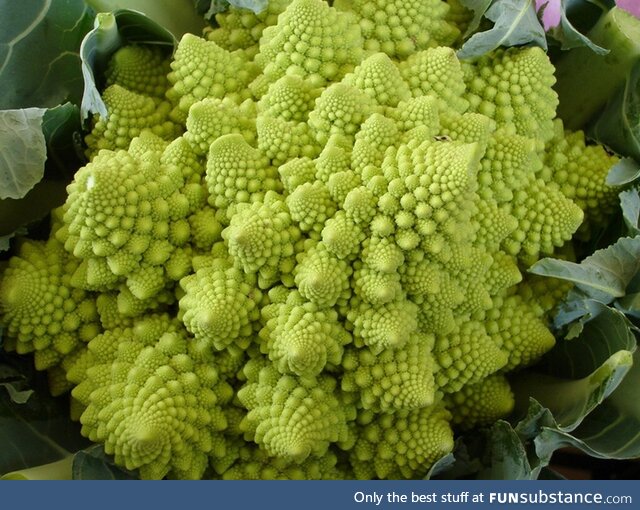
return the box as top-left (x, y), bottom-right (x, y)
top-left (493, 304), bottom-right (639, 476)
top-left (0, 362), bottom-right (33, 404)
top-left (442, 419), bottom-right (536, 480)
top-left (228, 0), bottom-right (268, 13)
top-left (80, 9), bottom-right (175, 119)
top-left (0, 0), bottom-right (94, 110)
top-left (529, 236), bottom-right (640, 302)
top-left (0, 108), bottom-right (47, 199)
top-left (537, 467), bottom-right (567, 479)
top-left (1, 457), bottom-right (73, 480)
top-left (432, 438), bottom-right (484, 480)
top-left (0, 103), bottom-right (81, 229)
top-left (42, 103), bottom-right (85, 180)
top-left (573, 350), bottom-right (640, 458)
top-left (616, 292), bottom-right (640, 318)
top-left (547, 1), bottom-right (608, 54)
top-left (512, 305), bottom-right (636, 428)
top-left (72, 445), bottom-right (137, 480)
top-left (0, 229), bottom-right (25, 252)
top-left (517, 351), bottom-right (633, 428)
top-left (553, 293), bottom-right (607, 334)
top-left (555, 7), bottom-right (640, 130)
top-left (458, 0), bottom-right (494, 37)
top-left (198, 0), bottom-right (268, 20)
top-left (85, 0), bottom-right (206, 39)
top-left (606, 157), bottom-right (640, 186)
top-left (533, 349), bottom-right (640, 462)
top-left (0, 383), bottom-right (33, 404)
top-left (588, 46), bottom-right (640, 160)
top-left (0, 179), bottom-right (68, 237)
top-left (425, 452), bottom-right (456, 479)
top-left (541, 304), bottom-right (636, 378)
top-left (0, 366), bottom-right (89, 475)
top-left (478, 420), bottom-right (534, 479)
top-left (457, 0), bottom-right (547, 60)
top-left (619, 187), bottom-right (640, 235)
top-left (564, 0), bottom-right (612, 34)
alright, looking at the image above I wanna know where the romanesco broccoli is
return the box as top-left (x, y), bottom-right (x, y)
top-left (0, 0), bottom-right (624, 481)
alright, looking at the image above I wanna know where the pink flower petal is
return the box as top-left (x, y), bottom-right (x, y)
top-left (617, 0), bottom-right (640, 18)
top-left (535, 0), bottom-right (562, 30)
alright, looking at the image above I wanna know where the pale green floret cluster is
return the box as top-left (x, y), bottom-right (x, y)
top-left (333, 0), bottom-right (460, 59)
top-left (206, 0), bottom-right (294, 58)
top-left (70, 315), bottom-right (230, 480)
top-left (0, 238), bottom-right (100, 389)
top-left (84, 84), bottom-right (181, 158)
top-left (0, 0), bottom-right (622, 480)
top-left (105, 45), bottom-right (172, 99)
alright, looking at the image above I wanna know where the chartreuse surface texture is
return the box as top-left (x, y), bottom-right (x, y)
top-left (0, 0), bottom-right (623, 479)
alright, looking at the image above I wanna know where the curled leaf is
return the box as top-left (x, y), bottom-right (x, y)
top-left (80, 9), bottom-right (175, 119)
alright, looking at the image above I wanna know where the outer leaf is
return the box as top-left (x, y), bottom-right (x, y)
top-left (478, 421), bottom-right (534, 479)
top-left (0, 383), bottom-right (33, 404)
top-left (0, 362), bottom-right (34, 404)
top-left (573, 349), bottom-right (640, 458)
top-left (439, 419), bottom-right (536, 480)
top-left (457, 0), bottom-right (547, 60)
top-left (200, 0), bottom-right (268, 19)
top-left (229, 0), bottom-right (268, 13)
top-left (424, 452), bottom-right (456, 479)
top-left (1, 457), bottom-right (73, 480)
top-left (491, 305), bottom-right (639, 477)
top-left (84, 0), bottom-right (206, 39)
top-left (555, 7), bottom-right (640, 130)
top-left (590, 60), bottom-right (640, 161)
top-left (80, 10), bottom-right (175, 119)
top-left (0, 231), bottom-right (21, 252)
top-left (0, 103), bottom-right (81, 234)
top-left (616, 284), bottom-right (640, 317)
top-left (431, 438), bottom-right (484, 480)
top-left (512, 304), bottom-right (636, 429)
top-left (0, 108), bottom-right (47, 199)
top-left (537, 467), bottom-right (567, 479)
top-left (458, 0), bottom-right (496, 35)
top-left (72, 445), bottom-right (137, 480)
top-left (0, 366), bottom-right (89, 475)
top-left (606, 157), bottom-right (640, 186)
top-left (545, 0), bottom-right (607, 54)
top-left (564, 0), bottom-right (613, 34)
top-left (529, 236), bottom-right (640, 302)
top-left (42, 103), bottom-right (85, 181)
top-left (0, 180), bottom-right (68, 237)
top-left (619, 188), bottom-right (640, 235)
top-left (511, 399), bottom-right (563, 475)
top-left (0, 0), bottom-right (94, 109)
top-left (534, 349), bottom-right (640, 462)
top-left (539, 304), bottom-right (636, 380)
top-left (514, 351), bottom-right (633, 428)
top-left (553, 292), bottom-right (608, 334)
